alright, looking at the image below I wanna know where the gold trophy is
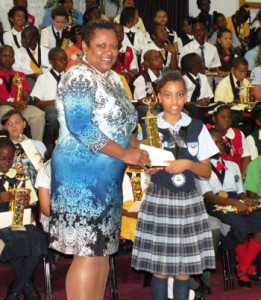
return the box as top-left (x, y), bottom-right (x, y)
top-left (9, 141), bottom-right (31, 230)
top-left (239, 78), bottom-right (255, 110)
top-left (142, 92), bottom-right (162, 148)
top-left (13, 72), bottom-right (23, 102)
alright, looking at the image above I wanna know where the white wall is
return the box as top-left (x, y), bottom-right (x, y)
top-left (189, 0), bottom-right (258, 22)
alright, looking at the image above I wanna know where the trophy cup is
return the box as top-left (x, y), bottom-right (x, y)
top-left (142, 93), bottom-right (162, 148)
top-left (239, 78), bottom-right (255, 111)
top-left (13, 72), bottom-right (23, 102)
top-left (9, 159), bottom-right (31, 230)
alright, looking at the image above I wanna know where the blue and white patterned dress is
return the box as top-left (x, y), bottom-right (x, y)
top-left (49, 62), bottom-right (137, 256)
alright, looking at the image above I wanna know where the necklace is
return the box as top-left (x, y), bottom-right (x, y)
top-left (82, 57), bottom-right (110, 79)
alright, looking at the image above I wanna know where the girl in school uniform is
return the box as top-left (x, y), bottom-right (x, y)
top-left (131, 72), bottom-right (219, 300)
top-left (216, 28), bottom-right (238, 74)
top-left (196, 127), bottom-right (261, 289)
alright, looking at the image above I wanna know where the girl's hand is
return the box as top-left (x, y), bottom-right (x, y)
top-left (14, 166), bottom-right (24, 174)
top-left (0, 191), bottom-right (14, 204)
top-left (145, 166), bottom-right (164, 175)
top-left (165, 159), bottom-right (189, 174)
top-left (164, 39), bottom-right (176, 54)
top-left (198, 98), bottom-right (210, 106)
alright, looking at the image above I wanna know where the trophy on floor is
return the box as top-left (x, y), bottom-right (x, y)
top-left (13, 72), bottom-right (23, 102)
top-left (142, 92), bottom-right (162, 148)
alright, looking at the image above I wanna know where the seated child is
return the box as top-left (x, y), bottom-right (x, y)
top-left (0, 45), bottom-right (45, 142)
top-left (1, 110), bottom-right (46, 186)
top-left (13, 26), bottom-right (51, 88)
top-left (133, 49), bottom-right (163, 122)
top-left (113, 23), bottom-right (138, 82)
top-left (114, 0), bottom-right (147, 35)
top-left (153, 9), bottom-right (179, 51)
top-left (65, 25), bottom-right (83, 71)
top-left (120, 6), bottom-right (147, 56)
top-left (216, 28), bottom-right (238, 74)
top-left (210, 12), bottom-right (241, 55)
top-left (42, 0), bottom-right (83, 28)
top-left (133, 49), bottom-right (162, 100)
top-left (0, 133), bottom-right (48, 300)
top-left (181, 52), bottom-right (213, 120)
top-left (179, 20), bottom-right (221, 72)
top-left (141, 23), bottom-right (178, 71)
top-left (245, 109), bottom-right (261, 160)
top-left (177, 17), bottom-right (194, 50)
top-left (212, 105), bottom-right (251, 178)
top-left (83, 6), bottom-right (102, 25)
top-left (196, 127), bottom-right (261, 289)
top-left (13, 0), bottom-right (35, 26)
top-left (214, 57), bottom-right (251, 104)
top-left (226, 6), bottom-right (250, 46)
top-left (3, 6), bottom-right (27, 51)
top-left (31, 48), bottom-right (67, 146)
top-left (40, 7), bottom-right (68, 49)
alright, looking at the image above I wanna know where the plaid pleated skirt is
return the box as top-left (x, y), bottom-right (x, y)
top-left (131, 183), bottom-right (216, 276)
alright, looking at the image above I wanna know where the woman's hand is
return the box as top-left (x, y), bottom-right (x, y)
top-left (122, 148), bottom-right (151, 169)
top-left (165, 159), bottom-right (189, 174)
top-left (0, 191), bottom-right (14, 204)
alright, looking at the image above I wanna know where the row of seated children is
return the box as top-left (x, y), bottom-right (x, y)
top-left (0, 43), bottom-right (66, 146)
top-left (0, 131), bottom-right (48, 300)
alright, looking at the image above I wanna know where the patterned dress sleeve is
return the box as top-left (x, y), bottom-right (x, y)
top-left (57, 65), bottom-right (110, 153)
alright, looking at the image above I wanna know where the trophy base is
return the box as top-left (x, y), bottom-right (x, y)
top-left (10, 224), bottom-right (26, 231)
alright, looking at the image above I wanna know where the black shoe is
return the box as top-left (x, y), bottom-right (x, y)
top-left (194, 283), bottom-right (211, 297)
top-left (199, 282), bottom-right (211, 295)
top-left (238, 279), bottom-right (252, 289)
top-left (23, 289), bottom-right (41, 300)
top-left (249, 271), bottom-right (261, 281)
top-left (194, 289), bottom-right (205, 300)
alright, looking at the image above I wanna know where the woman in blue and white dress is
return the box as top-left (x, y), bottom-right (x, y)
top-left (49, 20), bottom-right (150, 300)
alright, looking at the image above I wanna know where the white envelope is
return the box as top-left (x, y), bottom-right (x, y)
top-left (21, 139), bottom-right (43, 172)
top-left (140, 144), bottom-right (175, 166)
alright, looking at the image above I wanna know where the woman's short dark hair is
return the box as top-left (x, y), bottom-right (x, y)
top-left (82, 20), bottom-right (116, 46)
top-left (8, 6), bottom-right (28, 26)
top-left (156, 72), bottom-right (186, 93)
top-left (120, 7), bottom-right (136, 26)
